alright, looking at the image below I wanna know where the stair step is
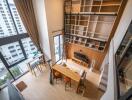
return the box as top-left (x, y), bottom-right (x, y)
top-left (100, 81), bottom-right (107, 87)
top-left (103, 68), bottom-right (108, 73)
top-left (103, 70), bottom-right (108, 75)
top-left (102, 75), bottom-right (108, 81)
top-left (101, 78), bottom-right (107, 84)
top-left (99, 84), bottom-right (107, 92)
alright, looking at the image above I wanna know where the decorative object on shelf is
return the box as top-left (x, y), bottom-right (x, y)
top-left (61, 62), bottom-right (67, 67)
top-left (89, 59), bottom-right (96, 72)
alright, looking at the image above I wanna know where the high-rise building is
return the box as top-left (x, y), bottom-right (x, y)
top-left (0, 42), bottom-right (25, 65)
top-left (0, 0), bottom-right (26, 38)
top-left (22, 38), bottom-right (38, 58)
top-left (8, 0), bottom-right (26, 34)
top-left (0, 0), bottom-right (17, 38)
top-left (0, 0), bottom-right (38, 87)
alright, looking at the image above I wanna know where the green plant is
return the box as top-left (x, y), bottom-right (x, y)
top-left (0, 79), bottom-right (5, 86)
top-left (0, 67), bottom-right (21, 86)
top-left (10, 66), bottom-right (21, 78)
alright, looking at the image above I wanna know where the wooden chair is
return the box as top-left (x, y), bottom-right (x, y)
top-left (38, 56), bottom-right (46, 68)
top-left (79, 71), bottom-right (87, 94)
top-left (29, 59), bottom-right (42, 76)
top-left (63, 76), bottom-right (71, 91)
top-left (53, 70), bottom-right (62, 83)
top-left (35, 58), bottom-right (44, 72)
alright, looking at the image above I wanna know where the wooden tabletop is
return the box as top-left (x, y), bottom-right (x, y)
top-left (52, 64), bottom-right (81, 82)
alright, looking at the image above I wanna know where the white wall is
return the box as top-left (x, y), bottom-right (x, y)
top-left (33, 0), bottom-right (64, 62)
top-left (101, 40), bottom-right (117, 100)
top-left (101, 0), bottom-right (132, 99)
top-left (32, 0), bottom-right (51, 59)
top-left (44, 0), bottom-right (64, 63)
top-left (113, 0), bottom-right (132, 54)
top-left (44, 0), bottom-right (64, 34)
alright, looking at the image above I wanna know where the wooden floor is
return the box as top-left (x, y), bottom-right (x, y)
top-left (0, 60), bottom-right (103, 100)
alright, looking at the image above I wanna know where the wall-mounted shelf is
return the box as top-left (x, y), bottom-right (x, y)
top-left (64, 0), bottom-right (123, 52)
top-left (65, 12), bottom-right (117, 16)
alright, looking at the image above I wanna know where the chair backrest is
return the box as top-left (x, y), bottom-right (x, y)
top-left (81, 71), bottom-right (87, 82)
top-left (30, 61), bottom-right (37, 69)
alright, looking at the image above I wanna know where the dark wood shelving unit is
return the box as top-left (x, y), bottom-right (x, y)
top-left (64, 0), bottom-right (123, 52)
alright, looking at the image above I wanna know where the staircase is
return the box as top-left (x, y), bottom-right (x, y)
top-left (99, 63), bottom-right (109, 92)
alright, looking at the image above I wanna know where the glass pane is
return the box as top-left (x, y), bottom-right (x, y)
top-left (9, 58), bottom-right (30, 79)
top-left (54, 36), bottom-right (60, 62)
top-left (7, 0), bottom-right (27, 34)
top-left (21, 37), bottom-right (38, 58)
top-left (0, 0), bottom-right (17, 38)
top-left (60, 35), bottom-right (63, 59)
top-left (116, 22), bottom-right (132, 97)
top-left (116, 23), bottom-right (132, 65)
top-left (0, 59), bottom-right (13, 88)
top-left (118, 43), bottom-right (132, 96)
top-left (9, 65), bottom-right (23, 79)
top-left (0, 42), bottom-right (25, 66)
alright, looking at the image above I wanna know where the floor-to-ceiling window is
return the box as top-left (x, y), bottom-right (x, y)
top-left (0, 0), bottom-right (38, 88)
top-left (0, 59), bottom-right (13, 87)
top-left (54, 34), bottom-right (63, 62)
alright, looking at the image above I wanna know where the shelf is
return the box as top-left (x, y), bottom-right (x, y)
top-left (71, 34), bottom-right (89, 39)
top-left (98, 15), bottom-right (116, 22)
top-left (102, 1), bottom-right (121, 6)
top-left (81, 0), bottom-right (93, 6)
top-left (88, 21), bottom-right (113, 24)
top-left (67, 41), bottom-right (104, 52)
top-left (82, 3), bottom-right (121, 7)
top-left (88, 22), bottom-right (96, 33)
top-left (64, 0), bottom-right (123, 52)
top-left (65, 33), bottom-right (107, 42)
top-left (95, 22), bottom-right (113, 39)
top-left (90, 37), bottom-right (107, 42)
top-left (100, 6), bottom-right (119, 13)
top-left (93, 12), bottom-right (117, 16)
top-left (66, 12), bottom-right (117, 16)
top-left (81, 4), bottom-right (120, 7)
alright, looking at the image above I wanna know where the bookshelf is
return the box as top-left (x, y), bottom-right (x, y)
top-left (64, 0), bottom-right (123, 52)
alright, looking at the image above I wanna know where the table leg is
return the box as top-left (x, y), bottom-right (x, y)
top-left (76, 81), bottom-right (80, 93)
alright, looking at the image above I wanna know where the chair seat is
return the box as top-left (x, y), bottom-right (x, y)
top-left (64, 76), bottom-right (71, 90)
top-left (53, 71), bottom-right (62, 83)
top-left (54, 71), bottom-right (62, 78)
top-left (64, 77), bottom-right (71, 83)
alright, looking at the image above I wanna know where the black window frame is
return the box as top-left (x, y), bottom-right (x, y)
top-left (115, 21), bottom-right (132, 100)
top-left (53, 34), bottom-right (63, 63)
top-left (0, 0), bottom-right (34, 84)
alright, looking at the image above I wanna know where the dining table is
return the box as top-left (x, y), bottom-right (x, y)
top-left (52, 64), bottom-right (83, 93)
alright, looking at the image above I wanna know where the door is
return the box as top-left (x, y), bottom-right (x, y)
top-left (54, 35), bottom-right (63, 62)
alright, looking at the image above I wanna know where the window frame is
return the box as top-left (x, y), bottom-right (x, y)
top-left (53, 34), bottom-right (63, 63)
top-left (0, 0), bottom-right (33, 85)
